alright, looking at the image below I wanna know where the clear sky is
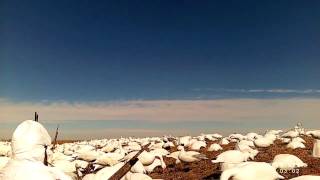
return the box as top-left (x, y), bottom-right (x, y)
top-left (1, 0), bottom-right (320, 139)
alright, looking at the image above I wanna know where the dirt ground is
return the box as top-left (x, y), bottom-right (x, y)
top-left (148, 136), bottom-right (320, 180)
top-left (56, 136), bottom-right (320, 179)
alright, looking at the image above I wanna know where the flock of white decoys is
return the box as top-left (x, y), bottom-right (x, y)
top-left (0, 120), bottom-right (320, 180)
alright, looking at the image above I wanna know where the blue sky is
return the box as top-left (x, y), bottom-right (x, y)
top-left (1, 0), bottom-right (320, 138)
top-left (1, 0), bottom-right (320, 101)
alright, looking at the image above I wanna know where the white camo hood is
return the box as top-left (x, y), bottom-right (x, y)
top-left (11, 120), bottom-right (51, 162)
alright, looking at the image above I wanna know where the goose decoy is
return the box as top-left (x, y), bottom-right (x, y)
top-left (220, 162), bottom-right (284, 180)
top-left (272, 154), bottom-right (307, 170)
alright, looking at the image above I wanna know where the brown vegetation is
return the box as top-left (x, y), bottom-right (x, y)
top-left (148, 136), bottom-right (320, 180)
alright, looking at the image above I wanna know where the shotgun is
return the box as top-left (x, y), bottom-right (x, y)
top-left (109, 143), bottom-right (150, 180)
top-left (51, 125), bottom-right (60, 151)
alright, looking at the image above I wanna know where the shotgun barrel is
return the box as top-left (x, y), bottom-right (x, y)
top-left (109, 143), bottom-right (150, 180)
top-left (51, 125), bottom-right (59, 151)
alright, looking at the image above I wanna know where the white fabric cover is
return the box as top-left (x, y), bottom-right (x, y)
top-left (313, 139), bottom-right (320, 158)
top-left (0, 120), bottom-right (72, 180)
top-left (11, 120), bottom-right (51, 162)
